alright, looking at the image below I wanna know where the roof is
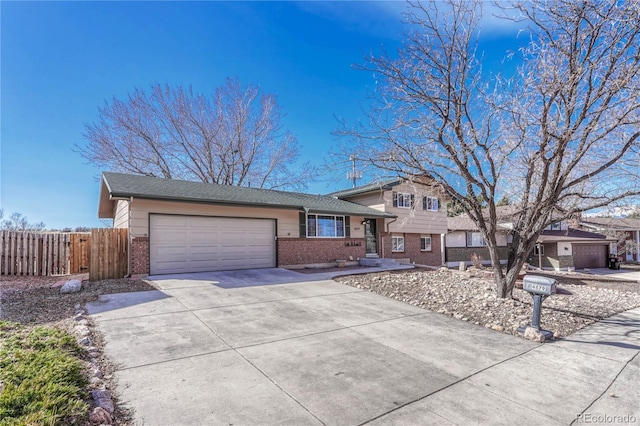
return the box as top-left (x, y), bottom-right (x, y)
top-left (537, 229), bottom-right (615, 243)
top-left (329, 178), bottom-right (403, 198)
top-left (98, 172), bottom-right (395, 219)
top-left (580, 217), bottom-right (640, 231)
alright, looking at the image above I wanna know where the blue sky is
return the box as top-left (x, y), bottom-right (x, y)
top-left (1, 1), bottom-right (519, 229)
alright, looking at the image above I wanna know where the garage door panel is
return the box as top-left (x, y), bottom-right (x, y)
top-left (150, 215), bottom-right (276, 275)
top-left (573, 244), bottom-right (607, 269)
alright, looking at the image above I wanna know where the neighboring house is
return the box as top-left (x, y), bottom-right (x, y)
top-left (528, 227), bottom-right (616, 270)
top-left (98, 172), bottom-right (395, 275)
top-left (444, 207), bottom-right (616, 270)
top-left (577, 217), bottom-right (640, 262)
top-left (444, 215), bottom-right (511, 267)
top-left (330, 177), bottom-right (448, 266)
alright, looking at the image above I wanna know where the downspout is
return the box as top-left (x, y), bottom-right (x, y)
top-left (384, 217), bottom-right (397, 259)
top-left (636, 230), bottom-right (639, 262)
top-left (127, 197), bottom-right (133, 277)
top-left (440, 234), bottom-right (446, 266)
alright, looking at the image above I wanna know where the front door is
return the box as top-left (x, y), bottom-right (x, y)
top-left (365, 219), bottom-right (377, 255)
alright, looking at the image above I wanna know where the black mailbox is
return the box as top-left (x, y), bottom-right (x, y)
top-left (518, 275), bottom-right (557, 340)
top-left (523, 275), bottom-right (557, 296)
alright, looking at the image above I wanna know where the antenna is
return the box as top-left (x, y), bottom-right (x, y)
top-left (346, 154), bottom-right (362, 188)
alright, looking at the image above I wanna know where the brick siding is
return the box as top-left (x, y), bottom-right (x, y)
top-left (445, 246), bottom-right (509, 263)
top-left (131, 236), bottom-right (149, 275)
top-left (380, 233), bottom-right (442, 266)
top-left (277, 238), bottom-right (366, 266)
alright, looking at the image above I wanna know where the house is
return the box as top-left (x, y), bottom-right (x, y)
top-left (98, 172), bottom-right (395, 275)
top-left (330, 177), bottom-right (447, 266)
top-left (577, 217), bottom-right (640, 262)
top-left (444, 215), bottom-right (511, 267)
top-left (444, 207), bottom-right (616, 270)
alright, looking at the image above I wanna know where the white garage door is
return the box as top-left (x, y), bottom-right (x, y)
top-left (150, 215), bottom-right (276, 275)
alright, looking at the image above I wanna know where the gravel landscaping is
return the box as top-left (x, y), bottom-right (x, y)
top-left (335, 267), bottom-right (640, 338)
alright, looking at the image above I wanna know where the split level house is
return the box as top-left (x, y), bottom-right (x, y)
top-left (444, 206), bottom-right (617, 271)
top-left (97, 172), bottom-right (447, 276)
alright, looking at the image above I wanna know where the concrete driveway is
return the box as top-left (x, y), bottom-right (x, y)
top-left (87, 268), bottom-right (640, 425)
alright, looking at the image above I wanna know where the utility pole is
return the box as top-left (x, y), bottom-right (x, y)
top-left (346, 154), bottom-right (362, 188)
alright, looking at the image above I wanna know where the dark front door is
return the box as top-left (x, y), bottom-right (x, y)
top-left (365, 219), bottom-right (377, 255)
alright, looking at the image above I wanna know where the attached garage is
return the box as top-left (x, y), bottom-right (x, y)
top-left (573, 244), bottom-right (608, 269)
top-left (150, 215), bottom-right (276, 275)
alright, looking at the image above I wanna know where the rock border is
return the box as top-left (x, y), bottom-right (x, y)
top-left (72, 303), bottom-right (114, 425)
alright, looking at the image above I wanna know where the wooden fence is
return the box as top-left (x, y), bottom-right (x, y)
top-left (89, 228), bottom-right (128, 281)
top-left (1, 229), bottom-right (128, 280)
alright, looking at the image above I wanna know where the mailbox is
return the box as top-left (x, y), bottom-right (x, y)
top-left (523, 275), bottom-right (557, 296)
top-left (518, 275), bottom-right (557, 341)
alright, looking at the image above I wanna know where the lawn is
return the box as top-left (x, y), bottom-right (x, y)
top-left (0, 321), bottom-right (88, 425)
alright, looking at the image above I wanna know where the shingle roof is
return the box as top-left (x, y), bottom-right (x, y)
top-left (100, 172), bottom-right (395, 218)
top-left (329, 178), bottom-right (403, 198)
top-left (580, 217), bottom-right (640, 231)
top-left (537, 229), bottom-right (614, 243)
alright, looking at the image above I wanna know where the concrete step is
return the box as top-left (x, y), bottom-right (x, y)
top-left (359, 258), bottom-right (402, 267)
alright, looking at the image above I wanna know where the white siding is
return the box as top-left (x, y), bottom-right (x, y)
top-left (446, 232), bottom-right (467, 248)
top-left (113, 200), bottom-right (129, 229)
top-left (445, 230), bottom-right (508, 247)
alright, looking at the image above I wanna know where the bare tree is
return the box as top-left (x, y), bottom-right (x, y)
top-left (0, 209), bottom-right (46, 231)
top-left (337, 0), bottom-right (640, 298)
top-left (79, 77), bottom-right (314, 190)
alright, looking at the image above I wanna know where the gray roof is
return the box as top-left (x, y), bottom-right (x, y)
top-left (580, 217), bottom-right (640, 231)
top-left (329, 178), bottom-right (403, 198)
top-left (537, 229), bottom-right (614, 243)
top-left (99, 172), bottom-right (395, 218)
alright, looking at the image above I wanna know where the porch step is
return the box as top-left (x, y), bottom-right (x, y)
top-left (359, 257), bottom-right (403, 267)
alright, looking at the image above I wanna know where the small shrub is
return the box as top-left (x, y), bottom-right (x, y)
top-left (0, 321), bottom-right (88, 425)
top-left (470, 252), bottom-right (484, 269)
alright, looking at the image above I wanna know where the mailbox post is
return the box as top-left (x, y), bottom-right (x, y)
top-left (517, 275), bottom-right (557, 341)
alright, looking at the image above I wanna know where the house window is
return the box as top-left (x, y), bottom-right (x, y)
top-left (307, 214), bottom-right (345, 238)
top-left (466, 232), bottom-right (486, 247)
top-left (533, 244), bottom-right (544, 256)
top-left (423, 196), bottom-right (439, 211)
top-left (420, 236), bottom-right (432, 251)
top-left (394, 192), bottom-right (413, 208)
top-left (392, 235), bottom-right (405, 252)
top-left (550, 223), bottom-right (561, 230)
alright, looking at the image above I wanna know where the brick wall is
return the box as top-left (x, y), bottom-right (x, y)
top-left (277, 238), bottom-right (366, 266)
top-left (380, 233), bottom-right (442, 266)
top-left (445, 246), bottom-right (509, 263)
top-left (131, 236), bottom-right (149, 275)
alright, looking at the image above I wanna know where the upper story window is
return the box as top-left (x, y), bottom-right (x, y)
top-left (423, 196), bottom-right (439, 211)
top-left (550, 222), bottom-right (561, 230)
top-left (393, 192), bottom-right (414, 208)
top-left (466, 232), bottom-right (487, 247)
top-left (307, 214), bottom-right (345, 238)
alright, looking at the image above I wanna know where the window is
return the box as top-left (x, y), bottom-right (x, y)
top-left (533, 244), bottom-right (544, 256)
top-left (392, 235), bottom-right (405, 252)
top-left (420, 236), bottom-right (432, 251)
top-left (307, 214), bottom-right (345, 238)
top-left (466, 232), bottom-right (487, 247)
top-left (423, 196), bottom-right (439, 211)
top-left (393, 192), bottom-right (413, 208)
top-left (550, 223), bottom-right (561, 230)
